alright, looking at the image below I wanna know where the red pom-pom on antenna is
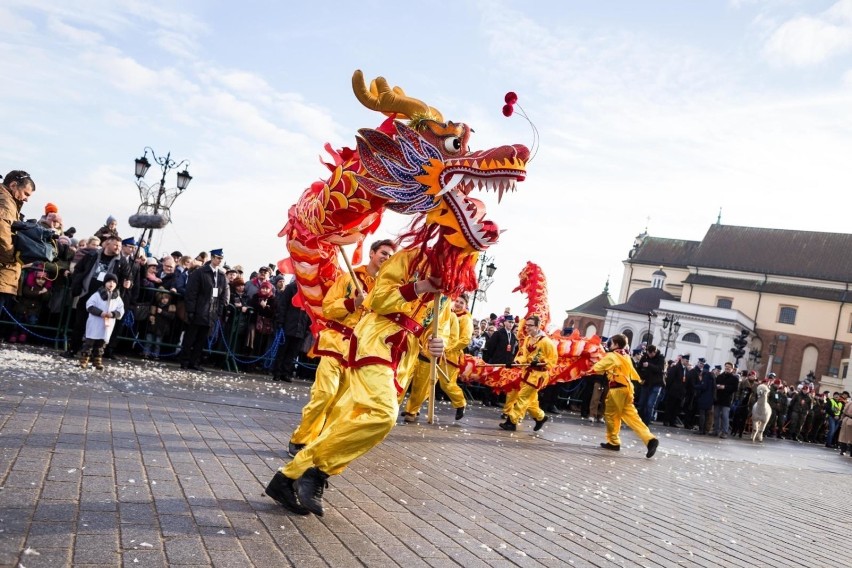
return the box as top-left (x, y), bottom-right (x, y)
top-left (504, 92), bottom-right (518, 105)
top-left (502, 104), bottom-right (514, 117)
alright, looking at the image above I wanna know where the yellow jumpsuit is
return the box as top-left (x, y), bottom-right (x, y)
top-left (282, 248), bottom-right (443, 478)
top-left (404, 308), bottom-right (468, 414)
top-left (506, 333), bottom-right (557, 425)
top-left (289, 265), bottom-right (374, 446)
top-left (592, 351), bottom-right (655, 446)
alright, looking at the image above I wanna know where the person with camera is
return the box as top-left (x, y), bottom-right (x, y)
top-left (1, 171), bottom-right (36, 314)
top-left (637, 345), bottom-right (666, 425)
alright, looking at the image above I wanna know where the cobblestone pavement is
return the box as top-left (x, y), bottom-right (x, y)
top-left (1, 345), bottom-right (850, 567)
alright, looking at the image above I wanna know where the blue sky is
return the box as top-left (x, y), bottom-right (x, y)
top-left (2, 0), bottom-right (852, 324)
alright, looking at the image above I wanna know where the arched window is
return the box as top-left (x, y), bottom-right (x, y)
top-left (641, 332), bottom-right (653, 345)
top-left (622, 329), bottom-right (634, 346)
top-left (585, 323), bottom-right (597, 337)
top-left (682, 332), bottom-right (701, 344)
top-left (799, 345), bottom-right (818, 381)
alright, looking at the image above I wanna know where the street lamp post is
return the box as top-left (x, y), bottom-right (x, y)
top-left (646, 312), bottom-right (654, 347)
top-left (748, 348), bottom-right (762, 372)
top-left (128, 147), bottom-right (193, 248)
top-left (661, 314), bottom-right (681, 359)
top-left (469, 254), bottom-right (497, 315)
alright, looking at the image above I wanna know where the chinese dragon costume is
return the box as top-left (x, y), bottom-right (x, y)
top-left (457, 261), bottom-right (607, 393)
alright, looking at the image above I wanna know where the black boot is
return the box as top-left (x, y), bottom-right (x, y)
top-left (455, 407), bottom-right (465, 421)
top-left (499, 419), bottom-right (516, 431)
top-left (265, 472), bottom-right (309, 515)
top-left (533, 415), bottom-right (549, 432)
top-left (295, 467), bottom-right (329, 516)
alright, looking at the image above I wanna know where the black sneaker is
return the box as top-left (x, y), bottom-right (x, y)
top-left (600, 442), bottom-right (620, 451)
top-left (533, 415), bottom-right (549, 432)
top-left (498, 419), bottom-right (516, 431)
top-left (455, 407), bottom-right (465, 421)
top-left (288, 442), bottom-right (305, 458)
top-left (646, 438), bottom-right (659, 458)
top-left (295, 467), bottom-right (329, 516)
top-left (265, 472), bottom-right (309, 515)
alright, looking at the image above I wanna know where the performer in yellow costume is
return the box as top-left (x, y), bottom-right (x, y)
top-left (402, 293), bottom-right (470, 422)
top-left (269, 248), bottom-right (445, 515)
top-left (399, 298), bottom-right (453, 421)
top-left (286, 240), bottom-right (396, 457)
top-left (592, 333), bottom-right (659, 458)
top-left (499, 314), bottom-right (557, 432)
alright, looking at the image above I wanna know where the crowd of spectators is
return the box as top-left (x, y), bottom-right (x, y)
top-left (3, 171), bottom-right (851, 453)
top-left (0, 177), bottom-right (314, 379)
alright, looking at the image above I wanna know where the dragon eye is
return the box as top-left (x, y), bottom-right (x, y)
top-left (443, 137), bottom-right (462, 153)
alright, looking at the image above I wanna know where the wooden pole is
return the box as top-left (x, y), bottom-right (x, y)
top-left (427, 294), bottom-right (442, 424)
top-left (337, 245), bottom-right (364, 296)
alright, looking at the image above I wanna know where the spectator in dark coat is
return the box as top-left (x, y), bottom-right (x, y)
top-left (64, 235), bottom-right (130, 357)
top-left (637, 345), bottom-right (666, 424)
top-left (711, 362), bottom-right (740, 438)
top-left (663, 355), bottom-right (687, 427)
top-left (695, 364), bottom-right (716, 435)
top-left (179, 249), bottom-right (229, 372)
top-left (272, 279), bottom-right (311, 381)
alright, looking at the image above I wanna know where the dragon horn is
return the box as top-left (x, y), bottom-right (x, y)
top-left (352, 69), bottom-right (444, 122)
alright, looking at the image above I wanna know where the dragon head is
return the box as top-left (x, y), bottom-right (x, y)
top-left (352, 70), bottom-right (529, 255)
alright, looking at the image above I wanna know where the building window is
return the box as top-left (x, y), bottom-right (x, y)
top-left (716, 298), bottom-right (733, 309)
top-left (622, 329), bottom-right (634, 346)
top-left (682, 332), bottom-right (701, 344)
top-left (585, 323), bottom-right (597, 337)
top-left (778, 306), bottom-right (797, 325)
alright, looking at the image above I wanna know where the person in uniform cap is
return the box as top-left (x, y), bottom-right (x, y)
top-left (121, 237), bottom-right (136, 247)
top-left (179, 248), bottom-right (229, 371)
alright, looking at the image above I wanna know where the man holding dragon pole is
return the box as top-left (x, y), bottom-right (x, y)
top-left (265, 70), bottom-right (528, 516)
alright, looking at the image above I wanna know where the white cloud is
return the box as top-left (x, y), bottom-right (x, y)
top-left (764, 0), bottom-right (852, 66)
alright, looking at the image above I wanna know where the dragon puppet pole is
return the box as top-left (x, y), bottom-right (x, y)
top-left (337, 245), bottom-right (364, 296)
top-left (427, 294), bottom-right (443, 425)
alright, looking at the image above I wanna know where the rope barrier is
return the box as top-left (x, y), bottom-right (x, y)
top-left (0, 305), bottom-right (62, 342)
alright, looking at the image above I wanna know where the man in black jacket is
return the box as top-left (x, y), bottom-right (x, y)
top-left (179, 249), bottom-right (229, 372)
top-left (710, 361), bottom-right (740, 438)
top-left (272, 279), bottom-right (311, 382)
top-left (64, 234), bottom-right (130, 357)
top-left (663, 355), bottom-right (687, 427)
top-left (636, 345), bottom-right (665, 425)
top-left (482, 316), bottom-right (518, 407)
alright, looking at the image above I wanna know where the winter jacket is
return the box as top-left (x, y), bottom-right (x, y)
top-left (184, 263), bottom-right (229, 327)
top-left (85, 287), bottom-right (125, 341)
top-left (0, 183), bottom-right (23, 295)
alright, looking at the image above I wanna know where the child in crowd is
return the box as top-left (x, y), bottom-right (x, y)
top-left (145, 289), bottom-right (176, 359)
top-left (80, 273), bottom-right (125, 370)
top-left (10, 270), bottom-right (52, 343)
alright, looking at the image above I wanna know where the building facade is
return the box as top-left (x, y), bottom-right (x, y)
top-left (605, 224), bottom-right (852, 390)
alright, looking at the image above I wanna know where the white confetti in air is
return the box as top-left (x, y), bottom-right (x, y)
top-left (140, 543), bottom-right (153, 548)
top-left (67, 469), bottom-right (76, 474)
top-left (399, 499), bottom-right (407, 504)
top-left (24, 547), bottom-right (41, 555)
top-left (546, 527), bottom-right (555, 532)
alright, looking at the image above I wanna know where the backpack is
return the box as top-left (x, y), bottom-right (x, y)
top-left (11, 221), bottom-right (58, 264)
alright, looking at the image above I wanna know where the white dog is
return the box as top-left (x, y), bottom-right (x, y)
top-left (751, 384), bottom-right (772, 442)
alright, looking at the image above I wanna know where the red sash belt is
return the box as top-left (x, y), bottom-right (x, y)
top-left (323, 320), bottom-right (353, 337)
top-left (383, 312), bottom-right (424, 337)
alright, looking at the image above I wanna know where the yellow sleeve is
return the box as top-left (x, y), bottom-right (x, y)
top-left (592, 352), bottom-right (617, 375)
top-left (322, 271), bottom-right (356, 322)
top-left (449, 313), bottom-right (473, 354)
top-left (539, 337), bottom-right (558, 370)
top-left (365, 249), bottom-right (421, 316)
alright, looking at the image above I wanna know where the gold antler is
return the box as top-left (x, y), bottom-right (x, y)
top-left (352, 69), bottom-right (443, 123)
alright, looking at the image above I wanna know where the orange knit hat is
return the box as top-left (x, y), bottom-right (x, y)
top-left (44, 202), bottom-right (58, 214)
